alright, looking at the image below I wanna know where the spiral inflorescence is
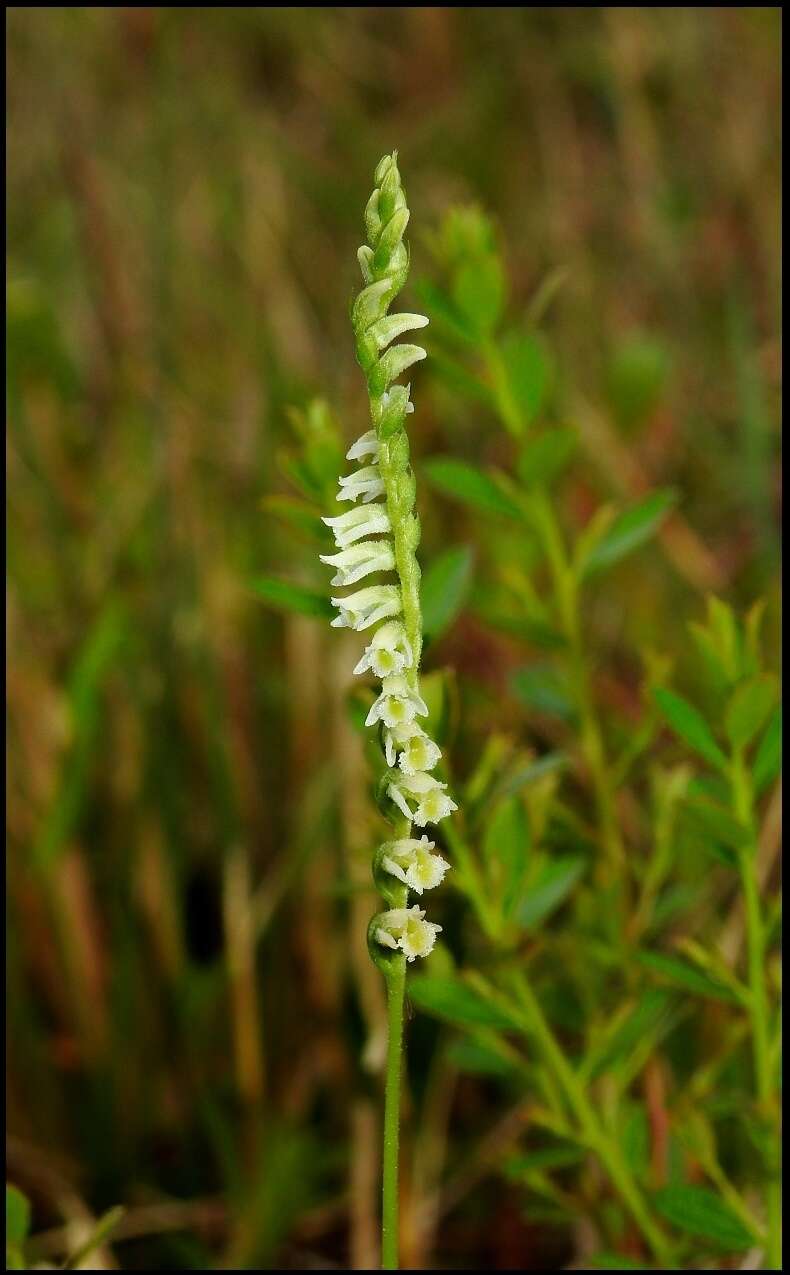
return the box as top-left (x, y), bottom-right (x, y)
top-left (321, 153), bottom-right (455, 968)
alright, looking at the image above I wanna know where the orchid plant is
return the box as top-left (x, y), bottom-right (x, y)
top-left (320, 152), bottom-right (455, 1269)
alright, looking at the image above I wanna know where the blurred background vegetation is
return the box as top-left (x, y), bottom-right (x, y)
top-left (6, 7), bottom-right (781, 1271)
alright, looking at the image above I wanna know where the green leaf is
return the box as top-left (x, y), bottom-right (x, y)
top-left (517, 855), bottom-right (586, 929)
top-left (63, 1206), bottom-right (125, 1270)
top-left (511, 665), bottom-right (576, 722)
top-left (620, 1101), bottom-right (650, 1176)
top-left (501, 330), bottom-right (552, 426)
top-left (421, 545), bottom-right (474, 642)
top-left (682, 798), bottom-right (750, 850)
top-left (586, 989), bottom-right (673, 1079)
top-left (483, 796), bottom-right (530, 917)
top-left (753, 706), bottom-right (782, 794)
top-left (34, 602), bottom-right (126, 868)
top-left (408, 976), bottom-right (520, 1031)
top-left (447, 1037), bottom-right (519, 1078)
top-left (6, 1186), bottom-right (31, 1248)
top-left (637, 951), bottom-right (737, 1003)
top-left (581, 489), bottom-right (677, 577)
top-left (606, 335), bottom-right (670, 433)
top-left (452, 256), bottom-right (506, 337)
top-left (260, 495), bottom-right (325, 543)
top-left (423, 457), bottom-right (524, 519)
top-left (653, 688), bottom-right (728, 771)
top-left (415, 280), bottom-right (477, 345)
top-left (507, 1145), bottom-right (586, 1174)
top-left (517, 427), bottom-right (576, 488)
top-left (653, 1185), bottom-right (752, 1251)
top-left (249, 577), bottom-right (334, 621)
top-left (489, 752), bottom-right (568, 802)
top-left (724, 674), bottom-right (779, 750)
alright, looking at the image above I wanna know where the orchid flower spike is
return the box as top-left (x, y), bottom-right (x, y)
top-left (320, 151), bottom-right (456, 975)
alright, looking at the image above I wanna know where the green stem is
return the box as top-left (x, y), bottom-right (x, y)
top-left (731, 749), bottom-right (781, 1268)
top-left (381, 954), bottom-right (407, 1269)
top-left (509, 971), bottom-right (674, 1266)
top-left (529, 490), bottom-right (627, 932)
top-left (375, 407), bottom-right (422, 1269)
top-left (377, 430), bottom-right (422, 681)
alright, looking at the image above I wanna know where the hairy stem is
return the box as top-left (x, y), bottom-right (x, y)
top-left (381, 950), bottom-right (407, 1269)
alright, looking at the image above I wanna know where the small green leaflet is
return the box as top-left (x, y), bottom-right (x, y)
top-left (452, 256), bottom-right (506, 338)
top-left (517, 426), bottom-right (576, 487)
top-left (6, 1186), bottom-right (30, 1247)
top-left (653, 1185), bottom-right (753, 1251)
top-left (753, 706), bottom-right (782, 794)
top-left (250, 577), bottom-right (335, 621)
top-left (415, 280), bottom-right (478, 345)
top-left (501, 330), bottom-right (553, 426)
top-left (421, 545), bottom-right (474, 642)
top-left (483, 795), bottom-right (530, 917)
top-left (724, 674), bottom-right (779, 750)
top-left (511, 664), bottom-right (576, 722)
top-left (423, 457), bottom-right (525, 520)
top-left (517, 855), bottom-right (586, 928)
top-left (585, 989), bottom-right (673, 1079)
top-left (408, 975), bottom-right (521, 1030)
top-left (653, 688), bottom-right (728, 771)
top-left (580, 488), bottom-right (677, 577)
top-left (637, 951), bottom-right (737, 1004)
top-left (446, 1037), bottom-right (518, 1078)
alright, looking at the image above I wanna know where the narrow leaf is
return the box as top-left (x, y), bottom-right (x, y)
top-left (6, 1186), bottom-right (31, 1247)
top-left (250, 577), bottom-right (335, 621)
top-left (517, 427), bottom-right (576, 488)
top-left (753, 706), bottom-right (782, 794)
top-left (653, 1185), bottom-right (752, 1251)
top-left (408, 975), bottom-right (520, 1030)
top-left (421, 545), bottom-right (474, 642)
top-left (724, 674), bottom-right (779, 750)
top-left (637, 951), bottom-right (737, 1003)
top-left (517, 856), bottom-right (586, 929)
top-left (423, 457), bottom-right (525, 519)
top-left (653, 688), bottom-right (728, 771)
top-left (581, 489), bottom-right (677, 577)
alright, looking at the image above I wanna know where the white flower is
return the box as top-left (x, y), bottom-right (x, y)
top-left (380, 386), bottom-right (414, 416)
top-left (331, 585), bottom-right (402, 631)
top-left (319, 540), bottom-right (395, 587)
top-left (381, 723), bottom-right (441, 771)
top-left (374, 906), bottom-right (442, 962)
top-left (353, 620), bottom-right (413, 679)
top-left (381, 837), bottom-right (450, 895)
top-left (346, 429), bottom-right (380, 462)
top-left (322, 505), bottom-right (391, 549)
top-left (337, 465), bottom-right (385, 504)
top-left (396, 729), bottom-right (442, 776)
top-left (365, 675), bottom-right (428, 730)
top-left (388, 771), bottom-right (458, 827)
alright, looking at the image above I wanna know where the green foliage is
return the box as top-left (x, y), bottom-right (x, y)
top-left (6, 1185), bottom-right (30, 1270)
top-left (579, 489), bottom-right (677, 577)
top-left (422, 457), bottom-right (524, 519)
top-left (421, 545), bottom-right (474, 643)
top-left (248, 577), bottom-right (336, 619)
top-left (652, 1186), bottom-right (753, 1251)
